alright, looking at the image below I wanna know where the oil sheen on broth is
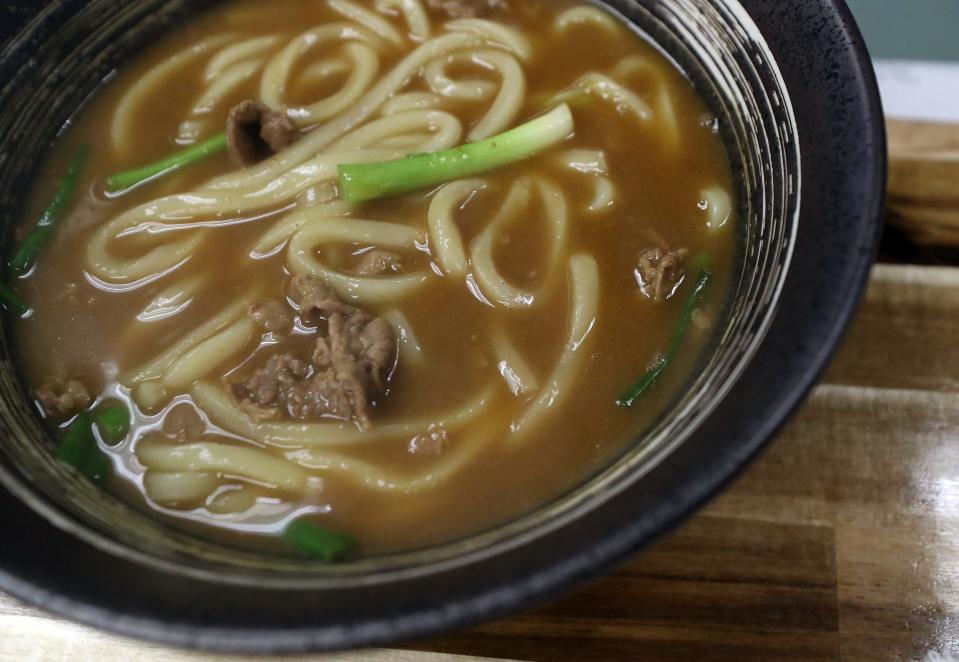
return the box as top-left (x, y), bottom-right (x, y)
top-left (13, 0), bottom-right (736, 557)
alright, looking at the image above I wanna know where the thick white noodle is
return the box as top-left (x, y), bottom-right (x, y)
top-left (492, 327), bottom-right (538, 396)
top-left (144, 471), bottom-right (219, 504)
top-left (329, 0), bottom-right (405, 47)
top-left (298, 58), bottom-right (351, 86)
top-left (135, 274), bottom-right (204, 323)
top-left (134, 382), bottom-right (168, 411)
top-left (250, 201), bottom-right (353, 258)
top-left (383, 308), bottom-right (424, 364)
top-left (293, 42), bottom-right (380, 125)
top-left (423, 55), bottom-right (496, 100)
top-left (161, 318), bottom-right (255, 390)
top-left (589, 177), bottom-right (616, 213)
top-left (470, 177), bottom-right (568, 308)
top-left (207, 486), bottom-right (259, 514)
top-left (469, 177), bottom-right (532, 306)
top-left (445, 18), bottom-right (532, 61)
top-left (381, 92), bottom-right (443, 115)
top-left (327, 109), bottom-right (462, 152)
top-left (554, 6), bottom-right (622, 34)
top-left (700, 185), bottom-right (732, 230)
top-left (260, 24), bottom-right (380, 126)
top-left (559, 72), bottom-right (653, 122)
top-left (177, 57), bottom-right (266, 143)
top-left (558, 149), bottom-right (609, 175)
top-left (287, 417), bottom-right (498, 494)
top-left (375, 132), bottom-right (432, 148)
top-left (463, 50), bottom-right (525, 141)
top-left (557, 149), bottom-right (617, 214)
top-left (125, 295), bottom-right (253, 384)
top-left (298, 182), bottom-right (340, 207)
top-left (612, 55), bottom-right (680, 151)
top-left (191, 381), bottom-right (494, 448)
top-left (287, 218), bottom-right (429, 304)
top-left (86, 225), bottom-right (205, 286)
top-left (375, 0), bottom-right (431, 41)
top-left (138, 442), bottom-right (309, 492)
top-left (205, 35), bottom-right (280, 80)
top-left (427, 179), bottom-right (487, 278)
top-left (511, 254), bottom-right (600, 437)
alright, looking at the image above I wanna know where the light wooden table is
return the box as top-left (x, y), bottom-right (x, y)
top-left (2, 122), bottom-right (957, 661)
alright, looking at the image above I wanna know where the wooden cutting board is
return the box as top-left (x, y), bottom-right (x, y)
top-left (1, 121), bottom-right (957, 661)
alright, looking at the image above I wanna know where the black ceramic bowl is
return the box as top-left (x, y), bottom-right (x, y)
top-left (0, 0), bottom-right (883, 653)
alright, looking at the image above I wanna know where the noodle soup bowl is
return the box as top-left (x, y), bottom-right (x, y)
top-left (0, 0), bottom-right (883, 652)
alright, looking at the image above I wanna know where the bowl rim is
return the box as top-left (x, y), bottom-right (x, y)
top-left (0, 0), bottom-right (885, 653)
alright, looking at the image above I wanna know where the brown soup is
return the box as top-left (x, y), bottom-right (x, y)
top-left (11, 0), bottom-right (735, 557)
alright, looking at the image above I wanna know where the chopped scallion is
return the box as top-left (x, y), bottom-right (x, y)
top-left (0, 283), bottom-right (29, 317)
top-left (617, 268), bottom-right (712, 408)
top-left (9, 143), bottom-right (89, 274)
top-left (337, 104), bottom-right (574, 204)
top-left (284, 519), bottom-right (357, 562)
top-left (105, 132), bottom-right (227, 193)
top-left (94, 403), bottom-right (130, 444)
top-left (56, 411), bottom-right (109, 480)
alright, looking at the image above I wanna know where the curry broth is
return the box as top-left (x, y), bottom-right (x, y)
top-left (12, 0), bottom-right (736, 555)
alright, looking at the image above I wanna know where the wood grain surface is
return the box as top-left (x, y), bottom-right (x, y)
top-left (886, 119), bottom-right (959, 247)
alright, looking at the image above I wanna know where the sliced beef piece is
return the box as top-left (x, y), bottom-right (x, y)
top-left (248, 298), bottom-right (292, 334)
top-left (232, 276), bottom-right (395, 428)
top-left (425, 0), bottom-right (509, 18)
top-left (162, 403), bottom-right (207, 441)
top-left (353, 250), bottom-right (401, 276)
top-left (636, 245), bottom-right (689, 303)
top-left (230, 354), bottom-right (311, 422)
top-left (226, 100), bottom-right (299, 167)
top-left (290, 274), bottom-right (355, 323)
top-left (35, 378), bottom-right (91, 420)
top-left (309, 310), bottom-right (395, 426)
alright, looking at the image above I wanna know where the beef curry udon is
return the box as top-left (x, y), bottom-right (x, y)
top-left (9, 0), bottom-right (735, 558)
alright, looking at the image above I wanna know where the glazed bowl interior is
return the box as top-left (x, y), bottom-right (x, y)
top-left (0, 0), bottom-right (797, 584)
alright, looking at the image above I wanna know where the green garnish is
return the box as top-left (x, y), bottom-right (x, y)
top-left (56, 412), bottom-right (109, 480)
top-left (105, 132), bottom-right (227, 192)
top-left (284, 519), bottom-right (357, 562)
top-left (337, 104), bottom-right (574, 204)
top-left (94, 403), bottom-right (130, 444)
top-left (9, 143), bottom-right (89, 274)
top-left (617, 267), bottom-right (713, 408)
top-left (0, 283), bottom-right (29, 317)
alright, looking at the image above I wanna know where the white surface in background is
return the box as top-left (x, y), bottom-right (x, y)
top-left (875, 59), bottom-right (959, 123)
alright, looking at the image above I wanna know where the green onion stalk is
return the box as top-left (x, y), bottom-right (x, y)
top-left (56, 412), bottom-right (110, 480)
top-left (284, 519), bottom-right (357, 562)
top-left (0, 283), bottom-right (29, 317)
top-left (94, 403), bottom-right (131, 444)
top-left (338, 104), bottom-right (575, 204)
top-left (105, 132), bottom-right (227, 193)
top-left (9, 143), bottom-right (89, 275)
top-left (617, 262), bottom-right (713, 408)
